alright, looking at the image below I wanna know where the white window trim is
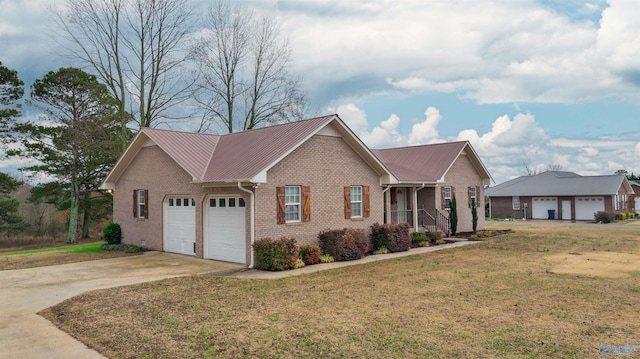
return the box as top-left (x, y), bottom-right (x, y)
top-left (137, 189), bottom-right (146, 218)
top-left (285, 186), bottom-right (301, 223)
top-left (512, 196), bottom-right (520, 210)
top-left (350, 185), bottom-right (363, 218)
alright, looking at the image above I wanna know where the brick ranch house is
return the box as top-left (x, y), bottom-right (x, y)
top-left (101, 115), bottom-right (492, 267)
top-left (630, 180), bottom-right (640, 214)
top-left (485, 171), bottom-right (635, 221)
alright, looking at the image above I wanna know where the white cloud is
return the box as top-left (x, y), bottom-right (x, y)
top-left (407, 107), bottom-right (442, 145)
top-left (272, 0), bottom-right (640, 105)
top-left (597, 0), bottom-right (640, 87)
top-left (360, 114), bottom-right (404, 148)
top-left (636, 142), bottom-right (640, 157)
top-left (580, 147), bottom-right (600, 156)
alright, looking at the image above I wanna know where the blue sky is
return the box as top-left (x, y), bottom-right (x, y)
top-left (1, 0), bottom-right (639, 184)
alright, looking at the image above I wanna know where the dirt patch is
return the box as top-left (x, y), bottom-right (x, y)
top-left (548, 251), bottom-right (640, 278)
top-left (455, 229), bottom-right (513, 240)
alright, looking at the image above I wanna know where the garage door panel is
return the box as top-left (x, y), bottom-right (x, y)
top-left (205, 197), bottom-right (246, 264)
top-left (532, 197), bottom-right (558, 219)
top-left (165, 197), bottom-right (196, 256)
top-left (575, 197), bottom-right (604, 221)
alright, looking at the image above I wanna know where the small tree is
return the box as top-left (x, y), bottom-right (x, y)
top-left (450, 195), bottom-right (458, 236)
top-left (471, 198), bottom-right (478, 233)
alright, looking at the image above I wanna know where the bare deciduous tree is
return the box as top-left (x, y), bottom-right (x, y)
top-left (522, 159), bottom-right (563, 176)
top-left (55, 0), bottom-right (193, 147)
top-left (191, 1), bottom-right (308, 133)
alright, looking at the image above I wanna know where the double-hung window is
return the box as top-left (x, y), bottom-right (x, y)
top-left (512, 196), bottom-right (520, 210)
top-left (470, 186), bottom-right (477, 207)
top-left (133, 189), bottom-right (149, 219)
top-left (285, 186), bottom-right (301, 222)
top-left (350, 186), bottom-right (363, 218)
top-left (138, 190), bottom-right (146, 218)
top-left (444, 186), bottom-right (452, 209)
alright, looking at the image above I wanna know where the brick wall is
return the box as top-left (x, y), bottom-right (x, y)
top-left (441, 153), bottom-right (486, 233)
top-left (489, 196), bottom-right (534, 219)
top-left (254, 134), bottom-right (384, 247)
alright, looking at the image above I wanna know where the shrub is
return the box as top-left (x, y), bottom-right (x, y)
top-left (370, 223), bottom-right (410, 252)
top-left (294, 258), bottom-right (306, 269)
top-left (253, 237), bottom-right (298, 271)
top-left (100, 243), bottom-right (145, 253)
top-left (102, 222), bottom-right (122, 245)
top-left (317, 228), bottom-right (367, 262)
top-left (615, 212), bottom-right (635, 220)
top-left (427, 231), bottom-right (443, 244)
top-left (320, 254), bottom-right (334, 263)
top-left (373, 246), bottom-right (388, 254)
top-left (299, 245), bottom-right (321, 265)
top-left (594, 211), bottom-right (615, 224)
top-left (388, 223), bottom-right (411, 252)
top-left (410, 232), bottom-right (428, 244)
top-left (371, 223), bottom-right (392, 251)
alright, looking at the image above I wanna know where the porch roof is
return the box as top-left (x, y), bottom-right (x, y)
top-left (373, 141), bottom-right (492, 185)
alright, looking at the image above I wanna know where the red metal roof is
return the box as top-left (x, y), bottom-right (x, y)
top-left (373, 141), bottom-right (468, 182)
top-left (143, 129), bottom-right (220, 179)
top-left (141, 115), bottom-right (336, 182)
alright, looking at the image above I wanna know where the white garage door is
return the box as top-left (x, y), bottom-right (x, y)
top-left (165, 197), bottom-right (196, 255)
top-left (205, 196), bottom-right (246, 264)
top-left (532, 197), bottom-right (558, 219)
top-left (575, 197), bottom-right (604, 221)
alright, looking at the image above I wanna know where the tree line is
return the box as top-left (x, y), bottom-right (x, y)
top-left (0, 0), bottom-right (309, 243)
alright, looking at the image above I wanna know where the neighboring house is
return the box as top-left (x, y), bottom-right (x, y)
top-left (630, 180), bottom-right (640, 214)
top-left (485, 171), bottom-right (635, 221)
top-left (373, 142), bottom-right (492, 234)
top-left (101, 115), bottom-right (492, 266)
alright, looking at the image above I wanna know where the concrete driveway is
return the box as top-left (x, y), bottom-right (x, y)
top-left (0, 252), bottom-right (244, 359)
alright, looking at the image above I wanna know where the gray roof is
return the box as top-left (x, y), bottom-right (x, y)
top-left (485, 171), bottom-right (633, 197)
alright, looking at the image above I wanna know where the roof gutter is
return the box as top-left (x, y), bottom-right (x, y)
top-left (237, 182), bottom-right (255, 269)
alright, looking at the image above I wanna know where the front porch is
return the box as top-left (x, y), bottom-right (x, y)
top-left (384, 186), bottom-right (450, 236)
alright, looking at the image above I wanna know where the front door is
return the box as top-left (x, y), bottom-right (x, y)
top-left (397, 189), bottom-right (407, 223)
top-left (561, 200), bottom-right (572, 221)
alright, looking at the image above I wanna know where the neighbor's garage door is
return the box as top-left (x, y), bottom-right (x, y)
top-left (575, 197), bottom-right (604, 221)
top-left (205, 196), bottom-right (246, 264)
top-left (532, 197), bottom-right (558, 219)
top-left (165, 197), bottom-right (196, 255)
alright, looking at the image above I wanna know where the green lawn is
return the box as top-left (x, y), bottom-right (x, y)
top-left (0, 241), bottom-right (105, 256)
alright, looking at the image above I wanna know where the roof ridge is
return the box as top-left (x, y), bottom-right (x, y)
top-left (216, 114), bottom-right (337, 139)
top-left (376, 140), bottom-right (468, 151)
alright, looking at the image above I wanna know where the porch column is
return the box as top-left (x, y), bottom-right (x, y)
top-left (413, 187), bottom-right (419, 232)
top-left (385, 188), bottom-right (391, 224)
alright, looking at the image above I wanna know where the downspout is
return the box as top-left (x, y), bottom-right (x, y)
top-left (382, 186), bottom-right (392, 224)
top-left (413, 183), bottom-right (425, 232)
top-left (238, 182), bottom-right (255, 268)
